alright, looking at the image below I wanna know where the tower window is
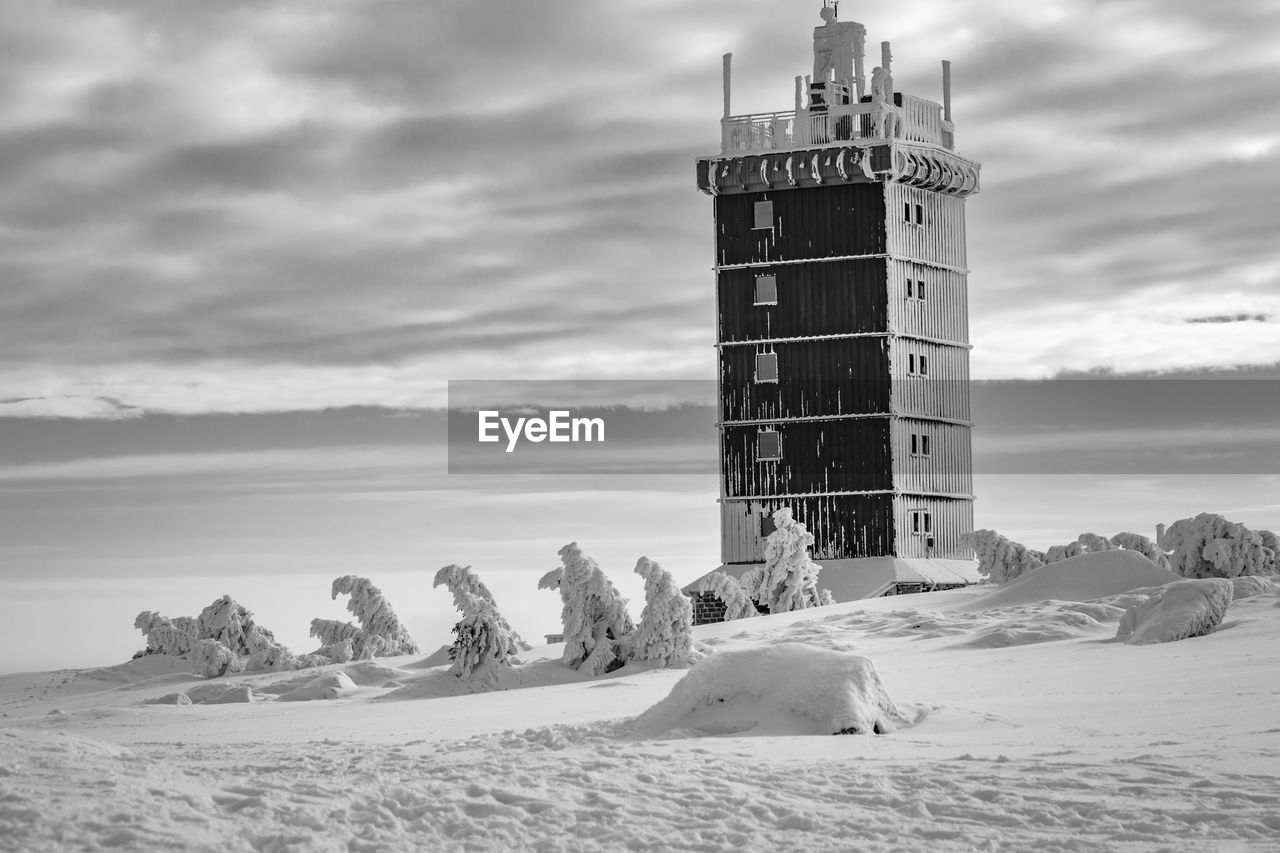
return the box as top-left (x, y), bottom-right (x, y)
top-left (903, 201), bottom-right (912, 223)
top-left (911, 433), bottom-right (932, 457)
top-left (922, 434), bottom-right (931, 456)
top-left (753, 201), bottom-right (774, 230)
top-left (917, 280), bottom-right (927, 301)
top-left (907, 353), bottom-right (931, 377)
top-left (906, 280), bottom-right (914, 299)
top-left (758, 430), bottom-right (781, 461)
top-left (754, 275), bottom-right (778, 305)
top-left (911, 509), bottom-right (933, 535)
top-left (755, 352), bottom-right (778, 383)
top-left (915, 203), bottom-right (925, 225)
top-left (920, 355), bottom-right (929, 376)
top-left (760, 510), bottom-right (777, 537)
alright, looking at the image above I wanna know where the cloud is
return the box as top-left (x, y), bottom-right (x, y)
top-left (1, 0), bottom-right (1279, 416)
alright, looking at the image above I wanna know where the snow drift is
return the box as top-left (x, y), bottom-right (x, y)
top-left (630, 643), bottom-right (918, 737)
top-left (1115, 578), bottom-right (1234, 645)
top-left (967, 550), bottom-right (1179, 610)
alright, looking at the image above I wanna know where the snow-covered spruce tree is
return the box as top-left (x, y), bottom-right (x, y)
top-left (433, 564), bottom-right (528, 654)
top-left (447, 592), bottom-right (519, 679)
top-left (192, 638), bottom-right (242, 679)
top-left (1077, 533), bottom-right (1115, 553)
top-left (961, 529), bottom-right (1044, 585)
top-left (330, 575), bottom-right (419, 656)
top-left (1163, 513), bottom-right (1270, 579)
top-left (1042, 541), bottom-right (1085, 565)
top-left (542, 543), bottom-right (635, 675)
top-left (1109, 532), bottom-right (1171, 570)
top-left (629, 557), bottom-right (694, 667)
top-left (692, 572), bottom-right (759, 621)
top-left (749, 508), bottom-right (832, 613)
top-left (1259, 530), bottom-right (1279, 574)
top-left (133, 612), bottom-right (197, 657)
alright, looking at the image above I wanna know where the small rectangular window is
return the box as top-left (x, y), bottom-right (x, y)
top-left (754, 275), bottom-right (778, 306)
top-left (755, 352), bottom-right (778, 383)
top-left (760, 511), bottom-right (777, 537)
top-left (911, 510), bottom-right (932, 536)
top-left (758, 431), bottom-right (781, 461)
top-left (920, 355), bottom-right (929, 376)
top-left (921, 434), bottom-right (931, 457)
top-left (753, 200), bottom-right (774, 230)
top-left (906, 280), bottom-right (914, 299)
top-left (904, 201), bottom-right (913, 223)
top-left (917, 280), bottom-right (927, 301)
top-left (908, 353), bottom-right (917, 375)
top-left (911, 433), bottom-right (919, 455)
top-left (915, 203), bottom-right (925, 225)
top-left (912, 511), bottom-right (921, 534)
top-left (924, 513), bottom-right (933, 534)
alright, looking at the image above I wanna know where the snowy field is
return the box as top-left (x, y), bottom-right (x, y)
top-left (3, 557), bottom-right (1280, 852)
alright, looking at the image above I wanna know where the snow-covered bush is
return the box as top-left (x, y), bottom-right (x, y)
top-left (1162, 514), bottom-right (1271, 579)
top-left (133, 612), bottom-right (197, 657)
top-left (1043, 541), bottom-right (1084, 565)
top-left (446, 592), bottom-right (519, 679)
top-left (330, 576), bottom-right (419, 656)
top-left (540, 542), bottom-right (634, 676)
top-left (1109, 532), bottom-right (1171, 570)
top-left (1115, 578), bottom-right (1233, 645)
top-left (629, 557), bottom-right (694, 667)
top-left (631, 643), bottom-right (914, 737)
top-left (692, 572), bottom-right (759, 621)
top-left (192, 638), bottom-right (242, 678)
top-left (749, 508), bottom-right (833, 613)
top-left (433, 564), bottom-right (527, 655)
top-left (1259, 530), bottom-right (1279, 573)
top-left (962, 529), bottom-right (1044, 584)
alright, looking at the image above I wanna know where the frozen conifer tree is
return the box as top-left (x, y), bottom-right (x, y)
top-left (447, 592), bottom-right (518, 679)
top-left (1110, 532), bottom-right (1171, 570)
top-left (134, 612), bottom-right (197, 657)
top-left (1078, 533), bottom-right (1114, 553)
top-left (693, 572), bottom-right (759, 621)
top-left (196, 595), bottom-right (283, 658)
top-left (750, 508), bottom-right (830, 613)
top-left (545, 542), bottom-right (634, 675)
top-left (433, 565), bottom-right (528, 653)
top-left (1043, 541), bottom-right (1085, 565)
top-left (1163, 514), bottom-right (1270, 579)
top-left (330, 575), bottom-right (419, 656)
top-left (192, 638), bottom-right (242, 678)
top-left (1259, 530), bottom-right (1279, 574)
top-left (962, 529), bottom-right (1043, 584)
top-left (629, 557), bottom-right (694, 667)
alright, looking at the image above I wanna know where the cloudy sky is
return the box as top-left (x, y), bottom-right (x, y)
top-left (1, 0), bottom-right (1278, 672)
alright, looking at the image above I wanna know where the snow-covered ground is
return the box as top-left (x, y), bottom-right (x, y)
top-left (3, 556), bottom-right (1280, 851)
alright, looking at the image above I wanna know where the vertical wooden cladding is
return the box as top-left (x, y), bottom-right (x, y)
top-left (718, 259), bottom-right (889, 342)
top-left (887, 260), bottom-right (970, 345)
top-left (722, 419), bottom-right (893, 498)
top-left (715, 184), bottom-right (886, 267)
top-left (891, 419), bottom-right (974, 497)
top-left (890, 338), bottom-right (971, 421)
top-left (720, 338), bottom-right (891, 422)
top-left (893, 497), bottom-right (975, 560)
top-left (722, 494), bottom-right (896, 564)
top-left (885, 182), bottom-right (968, 270)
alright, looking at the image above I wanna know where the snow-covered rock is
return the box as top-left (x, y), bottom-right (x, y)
top-left (631, 643), bottom-right (916, 737)
top-left (1115, 579), bottom-right (1234, 646)
top-left (277, 672), bottom-right (359, 702)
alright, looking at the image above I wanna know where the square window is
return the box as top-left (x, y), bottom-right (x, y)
top-left (760, 511), bottom-right (777, 537)
top-left (758, 431), bottom-right (781, 461)
top-left (911, 510), bottom-right (932, 536)
top-left (754, 275), bottom-right (778, 306)
top-left (753, 200), bottom-right (774, 230)
top-left (755, 352), bottom-right (778, 383)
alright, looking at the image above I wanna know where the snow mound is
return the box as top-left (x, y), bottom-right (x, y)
top-left (630, 643), bottom-right (919, 738)
top-left (1231, 575), bottom-right (1277, 600)
top-left (967, 550), bottom-right (1179, 609)
top-left (203, 685), bottom-right (261, 704)
top-left (277, 672), bottom-right (358, 702)
top-left (1116, 579), bottom-right (1234, 646)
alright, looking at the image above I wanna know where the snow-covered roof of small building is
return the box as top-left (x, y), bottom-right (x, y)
top-left (684, 557), bottom-right (981, 603)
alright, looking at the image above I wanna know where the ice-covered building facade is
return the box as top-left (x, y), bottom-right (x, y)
top-left (689, 5), bottom-right (982, 612)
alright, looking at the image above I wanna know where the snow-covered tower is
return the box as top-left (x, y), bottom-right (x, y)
top-left (691, 5), bottom-right (981, 605)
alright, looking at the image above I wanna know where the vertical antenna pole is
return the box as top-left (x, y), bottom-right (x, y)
top-left (853, 30), bottom-right (867, 100)
top-left (942, 60), bottom-right (953, 122)
top-left (722, 53), bottom-right (732, 119)
top-left (795, 75), bottom-right (804, 111)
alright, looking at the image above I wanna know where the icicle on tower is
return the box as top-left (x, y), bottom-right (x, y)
top-left (697, 5), bottom-right (981, 596)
